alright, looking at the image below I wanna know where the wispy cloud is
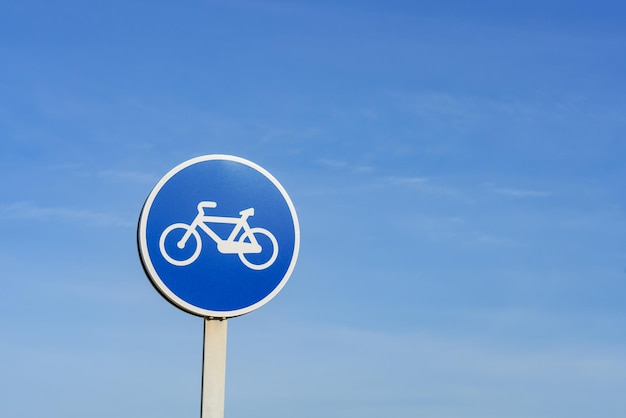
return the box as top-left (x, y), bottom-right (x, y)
top-left (384, 176), bottom-right (429, 184)
top-left (232, 316), bottom-right (626, 411)
top-left (388, 91), bottom-right (558, 128)
top-left (474, 232), bottom-right (521, 246)
top-left (315, 158), bottom-right (349, 168)
top-left (97, 169), bottom-right (158, 184)
top-left (383, 176), bottom-right (463, 198)
top-left (0, 202), bottom-right (133, 228)
top-left (315, 158), bottom-right (375, 173)
top-left (493, 187), bottom-right (552, 198)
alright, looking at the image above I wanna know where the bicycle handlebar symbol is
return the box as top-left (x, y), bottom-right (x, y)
top-left (159, 201), bottom-right (279, 270)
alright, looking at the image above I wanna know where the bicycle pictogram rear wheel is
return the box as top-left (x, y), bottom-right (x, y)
top-left (238, 227), bottom-right (278, 270)
top-left (160, 223), bottom-right (202, 266)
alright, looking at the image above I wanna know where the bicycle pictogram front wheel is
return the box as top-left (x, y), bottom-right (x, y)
top-left (238, 227), bottom-right (278, 270)
top-left (159, 223), bottom-right (202, 266)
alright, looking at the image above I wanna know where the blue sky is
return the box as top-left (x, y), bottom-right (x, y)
top-left (1, 1), bottom-right (626, 417)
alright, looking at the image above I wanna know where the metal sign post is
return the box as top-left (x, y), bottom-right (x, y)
top-left (201, 319), bottom-right (227, 418)
top-left (138, 155), bottom-right (300, 417)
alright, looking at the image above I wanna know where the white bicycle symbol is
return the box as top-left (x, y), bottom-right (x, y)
top-left (159, 201), bottom-right (279, 270)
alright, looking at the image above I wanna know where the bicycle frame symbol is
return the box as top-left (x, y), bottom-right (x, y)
top-left (159, 201), bottom-right (278, 270)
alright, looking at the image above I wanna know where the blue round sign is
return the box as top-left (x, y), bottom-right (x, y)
top-left (138, 155), bottom-right (300, 317)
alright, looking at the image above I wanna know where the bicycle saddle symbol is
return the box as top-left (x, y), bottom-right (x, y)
top-left (159, 201), bottom-right (279, 270)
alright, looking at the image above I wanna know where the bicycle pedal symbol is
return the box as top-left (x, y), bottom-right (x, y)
top-left (159, 201), bottom-right (279, 270)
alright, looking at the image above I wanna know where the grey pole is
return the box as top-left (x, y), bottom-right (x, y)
top-left (201, 318), bottom-right (228, 418)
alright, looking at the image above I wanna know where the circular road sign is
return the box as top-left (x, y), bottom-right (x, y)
top-left (137, 155), bottom-right (300, 318)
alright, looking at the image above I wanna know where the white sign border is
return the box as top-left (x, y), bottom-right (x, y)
top-left (137, 154), bottom-right (300, 318)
